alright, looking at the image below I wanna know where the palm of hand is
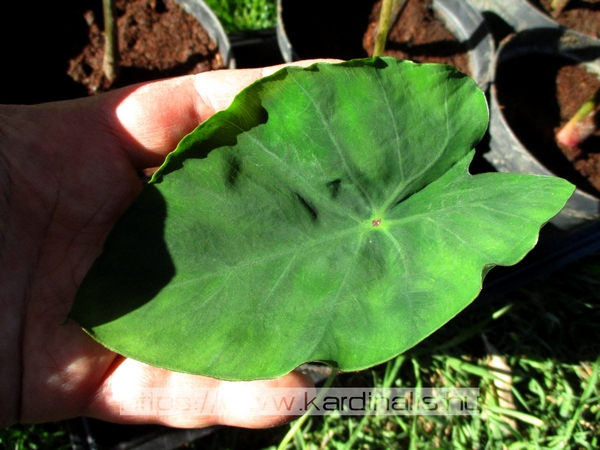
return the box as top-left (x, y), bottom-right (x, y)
top-left (0, 65), bottom-right (323, 428)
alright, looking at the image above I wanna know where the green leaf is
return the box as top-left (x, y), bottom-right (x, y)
top-left (70, 58), bottom-right (574, 380)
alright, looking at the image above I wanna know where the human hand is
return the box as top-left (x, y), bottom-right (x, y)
top-left (0, 61), bottom-right (332, 429)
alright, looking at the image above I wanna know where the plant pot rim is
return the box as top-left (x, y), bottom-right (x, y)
top-left (487, 27), bottom-right (600, 230)
top-left (175, 0), bottom-right (235, 69)
top-left (468, 0), bottom-right (559, 32)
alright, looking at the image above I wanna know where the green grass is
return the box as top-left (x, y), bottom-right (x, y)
top-left (204, 0), bottom-right (277, 32)
top-left (0, 422), bottom-right (71, 450)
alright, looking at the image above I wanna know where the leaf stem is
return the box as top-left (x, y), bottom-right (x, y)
top-left (556, 87), bottom-right (600, 148)
top-left (102, 0), bottom-right (120, 83)
top-left (277, 368), bottom-right (338, 450)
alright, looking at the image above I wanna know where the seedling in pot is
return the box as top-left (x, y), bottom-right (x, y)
top-left (364, 0), bottom-right (480, 83)
top-left (556, 86), bottom-right (600, 149)
top-left (71, 0), bottom-right (227, 94)
top-left (69, 58), bottom-right (574, 382)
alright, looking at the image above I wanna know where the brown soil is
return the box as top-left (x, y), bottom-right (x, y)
top-left (496, 53), bottom-right (600, 195)
top-left (363, 0), bottom-right (471, 77)
top-left (530, 0), bottom-right (600, 38)
top-left (280, 0), bottom-right (470, 75)
top-left (68, 0), bottom-right (224, 94)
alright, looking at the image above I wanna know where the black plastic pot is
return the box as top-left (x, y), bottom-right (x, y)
top-left (276, 0), bottom-right (374, 62)
top-left (486, 27), bottom-right (600, 230)
top-left (276, 0), bottom-right (494, 89)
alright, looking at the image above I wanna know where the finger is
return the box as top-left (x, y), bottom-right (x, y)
top-left (107, 59), bottom-right (341, 169)
top-left (87, 357), bottom-right (315, 428)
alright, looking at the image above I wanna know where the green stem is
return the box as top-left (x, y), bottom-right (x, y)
top-left (277, 368), bottom-right (338, 450)
top-left (373, 0), bottom-right (393, 57)
top-left (102, 0), bottom-right (120, 83)
top-left (373, 0), bottom-right (407, 57)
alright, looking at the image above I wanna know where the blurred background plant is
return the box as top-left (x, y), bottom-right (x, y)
top-left (204, 0), bottom-right (276, 32)
top-left (0, 422), bottom-right (71, 450)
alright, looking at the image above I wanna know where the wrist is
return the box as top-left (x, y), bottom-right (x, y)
top-left (0, 106), bottom-right (23, 426)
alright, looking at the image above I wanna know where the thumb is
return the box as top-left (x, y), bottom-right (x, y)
top-left (106, 60), bottom-right (341, 169)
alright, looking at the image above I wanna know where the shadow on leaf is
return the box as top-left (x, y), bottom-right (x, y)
top-left (70, 186), bottom-right (174, 329)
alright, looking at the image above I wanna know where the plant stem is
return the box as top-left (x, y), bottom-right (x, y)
top-left (373, 0), bottom-right (408, 57)
top-left (373, 0), bottom-right (393, 57)
top-left (550, 0), bottom-right (570, 17)
top-left (556, 87), bottom-right (600, 148)
top-left (102, 0), bottom-right (120, 83)
top-left (277, 368), bottom-right (338, 450)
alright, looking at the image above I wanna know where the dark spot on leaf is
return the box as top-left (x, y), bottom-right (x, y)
top-left (303, 64), bottom-right (321, 72)
top-left (225, 155), bottom-right (242, 188)
top-left (372, 218), bottom-right (382, 227)
top-left (371, 57), bottom-right (389, 69)
top-left (326, 179), bottom-right (342, 199)
top-left (295, 193), bottom-right (318, 221)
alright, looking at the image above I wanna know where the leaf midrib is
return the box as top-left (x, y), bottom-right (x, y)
top-left (167, 224), bottom-right (365, 290)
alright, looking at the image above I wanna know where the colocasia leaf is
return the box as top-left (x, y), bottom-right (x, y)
top-left (70, 58), bottom-right (574, 380)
